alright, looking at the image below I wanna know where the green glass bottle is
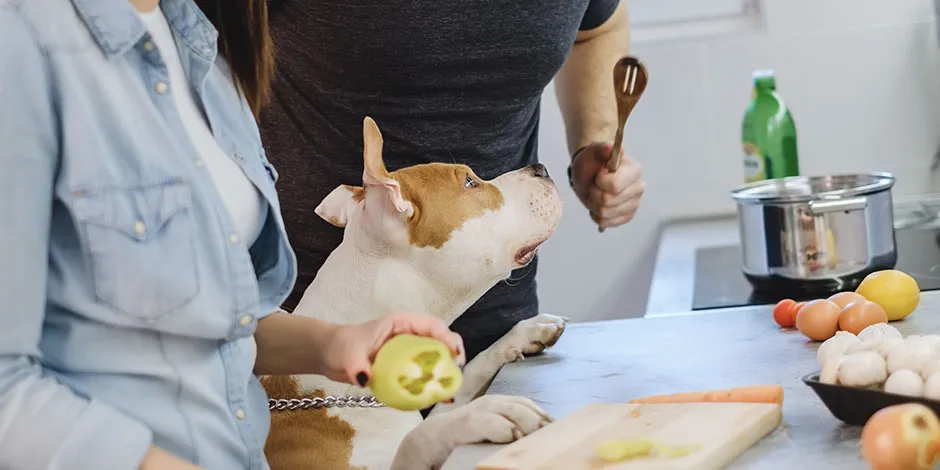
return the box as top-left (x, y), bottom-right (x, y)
top-left (741, 70), bottom-right (799, 183)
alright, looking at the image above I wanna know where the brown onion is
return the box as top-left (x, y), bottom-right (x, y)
top-left (861, 403), bottom-right (940, 470)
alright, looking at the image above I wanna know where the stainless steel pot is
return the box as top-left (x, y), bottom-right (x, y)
top-left (730, 173), bottom-right (897, 293)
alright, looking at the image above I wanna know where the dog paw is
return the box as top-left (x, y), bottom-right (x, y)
top-left (507, 313), bottom-right (568, 356)
top-left (504, 347), bottom-right (526, 363)
top-left (451, 395), bottom-right (553, 445)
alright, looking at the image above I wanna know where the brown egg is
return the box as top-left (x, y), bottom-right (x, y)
top-left (839, 300), bottom-right (888, 335)
top-left (796, 299), bottom-right (842, 341)
top-left (828, 291), bottom-right (868, 310)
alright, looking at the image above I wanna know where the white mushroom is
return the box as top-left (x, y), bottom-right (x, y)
top-left (886, 340), bottom-right (939, 375)
top-left (925, 372), bottom-right (940, 400)
top-left (925, 334), bottom-right (940, 348)
top-left (820, 355), bottom-right (846, 385)
top-left (857, 323), bottom-right (903, 343)
top-left (816, 331), bottom-right (860, 367)
top-left (845, 340), bottom-right (882, 355)
top-left (906, 334), bottom-right (930, 347)
top-left (908, 334), bottom-right (940, 352)
top-left (876, 338), bottom-right (907, 360)
top-left (838, 351), bottom-right (888, 387)
top-left (923, 358), bottom-right (940, 381)
top-left (883, 369), bottom-right (924, 397)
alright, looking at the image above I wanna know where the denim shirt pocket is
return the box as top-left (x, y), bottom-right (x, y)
top-left (70, 179), bottom-right (201, 322)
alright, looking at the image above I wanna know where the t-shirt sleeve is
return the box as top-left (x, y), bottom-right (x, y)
top-left (579, 0), bottom-right (621, 31)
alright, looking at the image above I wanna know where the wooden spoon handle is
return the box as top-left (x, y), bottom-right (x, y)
top-left (598, 127), bottom-right (626, 233)
top-left (599, 100), bottom-right (630, 233)
top-left (607, 123), bottom-right (626, 173)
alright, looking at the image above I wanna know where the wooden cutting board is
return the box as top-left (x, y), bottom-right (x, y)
top-left (476, 402), bottom-right (782, 470)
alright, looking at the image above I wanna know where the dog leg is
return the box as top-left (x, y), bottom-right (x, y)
top-left (390, 395), bottom-right (552, 470)
top-left (431, 314), bottom-right (568, 415)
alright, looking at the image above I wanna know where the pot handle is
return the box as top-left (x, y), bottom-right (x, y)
top-left (808, 197), bottom-right (868, 215)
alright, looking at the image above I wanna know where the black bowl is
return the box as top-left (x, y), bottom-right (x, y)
top-left (802, 372), bottom-right (940, 426)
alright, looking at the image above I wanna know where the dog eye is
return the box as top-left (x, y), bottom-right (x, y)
top-left (464, 176), bottom-right (477, 188)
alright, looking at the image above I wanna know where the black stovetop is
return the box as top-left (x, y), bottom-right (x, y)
top-left (692, 227), bottom-right (940, 310)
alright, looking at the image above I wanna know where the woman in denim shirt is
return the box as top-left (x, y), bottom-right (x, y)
top-left (0, 0), bottom-right (464, 469)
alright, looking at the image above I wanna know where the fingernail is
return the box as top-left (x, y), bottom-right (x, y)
top-left (356, 372), bottom-right (368, 387)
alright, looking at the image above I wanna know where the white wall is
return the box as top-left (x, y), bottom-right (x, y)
top-left (536, 0), bottom-right (940, 322)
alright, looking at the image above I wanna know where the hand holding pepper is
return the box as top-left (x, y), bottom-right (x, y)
top-left (322, 312), bottom-right (466, 387)
top-left (253, 311), bottom-right (465, 390)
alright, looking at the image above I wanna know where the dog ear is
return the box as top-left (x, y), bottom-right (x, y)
top-left (362, 116), bottom-right (390, 182)
top-left (315, 184), bottom-right (363, 228)
top-left (361, 116), bottom-right (413, 216)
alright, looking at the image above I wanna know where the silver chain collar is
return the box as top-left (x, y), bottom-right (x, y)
top-left (268, 396), bottom-right (385, 411)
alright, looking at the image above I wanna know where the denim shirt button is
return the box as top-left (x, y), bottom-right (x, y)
top-left (143, 40), bottom-right (154, 52)
top-left (155, 81), bottom-right (169, 94)
top-left (238, 315), bottom-right (253, 327)
top-left (132, 221), bottom-right (146, 236)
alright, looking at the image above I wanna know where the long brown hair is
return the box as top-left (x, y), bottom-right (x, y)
top-left (194, 0), bottom-right (274, 118)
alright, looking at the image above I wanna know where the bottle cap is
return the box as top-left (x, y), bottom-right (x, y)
top-left (752, 69), bottom-right (776, 90)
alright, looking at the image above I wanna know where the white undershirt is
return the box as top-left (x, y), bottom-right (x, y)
top-left (139, 8), bottom-right (266, 246)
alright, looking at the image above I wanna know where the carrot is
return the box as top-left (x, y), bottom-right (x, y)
top-left (628, 385), bottom-right (784, 406)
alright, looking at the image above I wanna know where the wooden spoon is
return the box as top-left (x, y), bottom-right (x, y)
top-left (599, 56), bottom-right (648, 233)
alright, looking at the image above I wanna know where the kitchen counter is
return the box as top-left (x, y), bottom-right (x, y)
top-left (441, 290), bottom-right (940, 469)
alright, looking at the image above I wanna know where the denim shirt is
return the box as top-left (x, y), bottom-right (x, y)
top-left (0, 0), bottom-right (297, 469)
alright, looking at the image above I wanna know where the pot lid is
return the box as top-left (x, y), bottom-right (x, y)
top-left (730, 172), bottom-right (895, 204)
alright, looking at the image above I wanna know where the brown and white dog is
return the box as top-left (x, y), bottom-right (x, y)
top-left (260, 117), bottom-right (566, 470)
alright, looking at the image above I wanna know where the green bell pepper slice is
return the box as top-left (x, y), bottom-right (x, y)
top-left (369, 334), bottom-right (463, 411)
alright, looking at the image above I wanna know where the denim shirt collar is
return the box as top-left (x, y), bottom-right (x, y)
top-left (70, 0), bottom-right (218, 61)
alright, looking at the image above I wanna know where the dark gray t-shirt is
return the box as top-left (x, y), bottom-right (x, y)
top-left (260, 0), bottom-right (619, 360)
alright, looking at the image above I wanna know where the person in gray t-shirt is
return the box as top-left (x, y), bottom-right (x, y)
top-left (259, 0), bottom-right (645, 363)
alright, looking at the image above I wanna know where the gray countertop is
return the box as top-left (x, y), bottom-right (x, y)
top-left (442, 290), bottom-right (940, 469)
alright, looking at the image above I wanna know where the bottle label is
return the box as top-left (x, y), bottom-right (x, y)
top-left (743, 142), bottom-right (765, 183)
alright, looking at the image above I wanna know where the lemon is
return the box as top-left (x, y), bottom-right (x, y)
top-left (855, 270), bottom-right (920, 321)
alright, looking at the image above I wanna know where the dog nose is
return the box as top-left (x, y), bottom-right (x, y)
top-left (530, 163), bottom-right (550, 179)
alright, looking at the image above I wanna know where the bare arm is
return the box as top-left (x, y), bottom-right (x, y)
top-left (554, 0), bottom-right (630, 156)
top-left (254, 311), bottom-right (465, 387)
top-left (139, 448), bottom-right (201, 470)
top-left (253, 313), bottom-right (339, 376)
